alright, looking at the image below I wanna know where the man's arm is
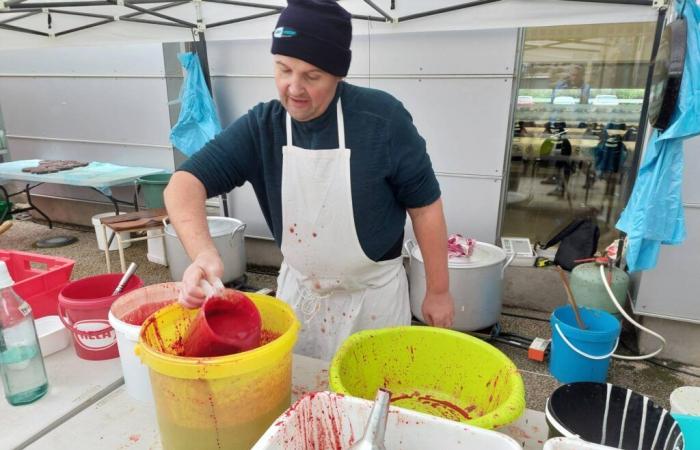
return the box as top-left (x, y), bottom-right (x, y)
top-left (164, 171), bottom-right (224, 306)
top-left (408, 198), bottom-right (454, 328)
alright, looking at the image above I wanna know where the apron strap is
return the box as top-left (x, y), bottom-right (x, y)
top-left (285, 99), bottom-right (346, 149)
top-left (337, 98), bottom-right (345, 149)
top-left (286, 112), bottom-right (293, 147)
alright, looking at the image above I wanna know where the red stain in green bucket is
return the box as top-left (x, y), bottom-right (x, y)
top-left (391, 392), bottom-right (475, 420)
top-left (183, 291), bottom-right (261, 357)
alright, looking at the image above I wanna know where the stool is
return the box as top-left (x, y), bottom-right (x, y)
top-left (100, 208), bottom-right (168, 273)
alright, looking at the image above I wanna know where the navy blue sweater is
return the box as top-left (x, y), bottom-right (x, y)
top-left (178, 82), bottom-right (440, 261)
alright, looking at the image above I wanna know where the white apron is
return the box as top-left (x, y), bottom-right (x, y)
top-left (276, 99), bottom-right (411, 361)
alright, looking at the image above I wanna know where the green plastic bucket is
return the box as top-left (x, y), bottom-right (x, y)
top-left (0, 200), bottom-right (12, 222)
top-left (138, 173), bottom-right (172, 209)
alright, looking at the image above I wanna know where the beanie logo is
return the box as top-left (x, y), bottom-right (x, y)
top-left (273, 27), bottom-right (297, 38)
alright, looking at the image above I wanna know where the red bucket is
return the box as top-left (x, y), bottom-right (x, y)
top-left (58, 274), bottom-right (143, 360)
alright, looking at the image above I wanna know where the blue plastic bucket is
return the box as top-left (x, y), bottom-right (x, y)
top-left (550, 306), bottom-right (621, 383)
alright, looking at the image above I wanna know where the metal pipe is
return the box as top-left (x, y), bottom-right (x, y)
top-left (0, 22), bottom-right (49, 35)
top-left (121, 1), bottom-right (189, 19)
top-left (398, 0), bottom-right (502, 22)
top-left (350, 14), bottom-right (386, 23)
top-left (622, 7), bottom-right (667, 202)
top-left (207, 9), bottom-right (279, 28)
top-left (48, 8), bottom-right (113, 19)
top-left (118, 1), bottom-right (196, 27)
top-left (0, 10), bottom-right (41, 24)
top-left (120, 16), bottom-right (190, 27)
top-left (7, 1), bottom-right (109, 8)
top-left (202, 0), bottom-right (282, 10)
top-left (51, 19), bottom-right (115, 36)
top-left (559, 0), bottom-right (652, 4)
top-left (362, 0), bottom-right (393, 21)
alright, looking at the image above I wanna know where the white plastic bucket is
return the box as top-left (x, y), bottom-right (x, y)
top-left (146, 229), bottom-right (167, 266)
top-left (670, 386), bottom-right (700, 415)
top-left (92, 212), bottom-right (131, 251)
top-left (108, 282), bottom-right (179, 403)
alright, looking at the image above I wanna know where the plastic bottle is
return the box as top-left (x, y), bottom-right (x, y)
top-left (349, 389), bottom-right (391, 450)
top-left (0, 261), bottom-right (49, 405)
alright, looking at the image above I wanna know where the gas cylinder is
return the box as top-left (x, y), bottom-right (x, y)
top-left (569, 262), bottom-right (630, 317)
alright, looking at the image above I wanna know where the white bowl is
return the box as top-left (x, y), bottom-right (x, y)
top-left (35, 315), bottom-right (71, 357)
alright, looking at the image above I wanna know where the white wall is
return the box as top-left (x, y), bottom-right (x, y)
top-left (635, 136), bottom-right (700, 323)
top-left (0, 43), bottom-right (175, 202)
top-left (210, 28), bottom-right (517, 243)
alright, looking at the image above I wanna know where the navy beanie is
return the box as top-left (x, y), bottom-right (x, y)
top-left (271, 0), bottom-right (352, 77)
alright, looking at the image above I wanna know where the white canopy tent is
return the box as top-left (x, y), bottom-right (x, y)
top-left (0, 0), bottom-right (662, 231)
top-left (0, 0), bottom-right (658, 50)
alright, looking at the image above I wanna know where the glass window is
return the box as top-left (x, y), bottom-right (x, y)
top-left (502, 22), bottom-right (656, 250)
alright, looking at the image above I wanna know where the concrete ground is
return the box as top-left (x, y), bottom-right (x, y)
top-left (2, 218), bottom-right (699, 414)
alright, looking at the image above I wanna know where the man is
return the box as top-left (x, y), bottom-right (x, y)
top-left (551, 64), bottom-right (591, 105)
top-left (164, 0), bottom-right (454, 360)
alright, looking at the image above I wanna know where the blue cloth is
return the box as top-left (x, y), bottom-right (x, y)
top-left (178, 81), bottom-right (441, 262)
top-left (169, 52), bottom-right (222, 157)
top-left (617, 0), bottom-right (700, 272)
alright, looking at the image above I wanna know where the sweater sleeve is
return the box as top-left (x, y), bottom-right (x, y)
top-left (387, 102), bottom-right (441, 208)
top-left (177, 110), bottom-right (260, 199)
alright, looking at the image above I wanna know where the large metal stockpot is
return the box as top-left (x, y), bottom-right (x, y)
top-left (405, 239), bottom-right (513, 331)
top-left (164, 217), bottom-right (246, 284)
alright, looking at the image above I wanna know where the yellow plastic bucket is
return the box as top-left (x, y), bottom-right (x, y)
top-left (329, 326), bottom-right (525, 430)
top-left (135, 293), bottom-right (299, 450)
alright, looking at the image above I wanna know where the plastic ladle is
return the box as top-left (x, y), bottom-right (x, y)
top-left (182, 289), bottom-right (262, 357)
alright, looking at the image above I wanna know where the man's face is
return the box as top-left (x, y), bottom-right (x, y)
top-left (274, 55), bottom-right (341, 122)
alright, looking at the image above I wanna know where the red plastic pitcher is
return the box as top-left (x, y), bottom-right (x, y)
top-left (183, 290), bottom-right (261, 357)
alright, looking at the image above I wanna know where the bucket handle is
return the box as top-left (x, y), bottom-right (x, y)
top-left (229, 222), bottom-right (247, 245)
top-left (501, 251), bottom-right (516, 279)
top-left (57, 303), bottom-right (115, 339)
top-left (554, 323), bottom-right (619, 360)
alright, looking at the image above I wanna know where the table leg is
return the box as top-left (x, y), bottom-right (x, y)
top-left (102, 223), bottom-right (112, 273)
top-left (116, 233), bottom-right (127, 273)
top-left (23, 184), bottom-right (53, 228)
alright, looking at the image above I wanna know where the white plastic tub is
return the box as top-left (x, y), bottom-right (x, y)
top-left (92, 212), bottom-right (131, 251)
top-left (108, 282), bottom-right (178, 403)
top-left (544, 437), bottom-right (619, 449)
top-left (253, 391), bottom-right (522, 450)
top-left (35, 315), bottom-right (71, 356)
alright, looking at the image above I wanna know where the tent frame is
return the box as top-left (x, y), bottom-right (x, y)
top-left (0, 0), bottom-right (655, 38)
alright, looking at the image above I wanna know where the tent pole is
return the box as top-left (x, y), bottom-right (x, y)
top-left (620, 7), bottom-right (667, 203)
top-left (187, 33), bottom-right (230, 217)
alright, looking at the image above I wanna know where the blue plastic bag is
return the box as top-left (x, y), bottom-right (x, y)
top-left (616, 0), bottom-right (700, 272)
top-left (169, 52), bottom-right (222, 157)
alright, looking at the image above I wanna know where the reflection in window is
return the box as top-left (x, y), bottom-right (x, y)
top-left (502, 22), bottom-right (656, 250)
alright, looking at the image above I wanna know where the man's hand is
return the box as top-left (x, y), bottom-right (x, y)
top-left (179, 250), bottom-right (225, 308)
top-left (422, 291), bottom-right (455, 328)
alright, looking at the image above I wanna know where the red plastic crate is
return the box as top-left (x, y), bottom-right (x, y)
top-left (0, 250), bottom-right (75, 318)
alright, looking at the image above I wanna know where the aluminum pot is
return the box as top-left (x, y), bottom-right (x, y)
top-left (405, 239), bottom-right (514, 331)
top-left (164, 217), bottom-right (246, 284)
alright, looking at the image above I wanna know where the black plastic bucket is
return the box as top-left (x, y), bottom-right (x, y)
top-left (546, 382), bottom-right (684, 450)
